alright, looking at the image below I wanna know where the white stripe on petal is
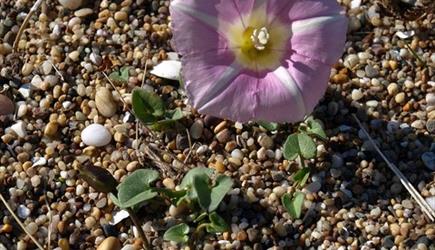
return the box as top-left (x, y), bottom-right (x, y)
top-left (273, 66), bottom-right (306, 117)
top-left (197, 62), bottom-right (241, 108)
top-left (291, 15), bottom-right (345, 35)
top-left (171, 1), bottom-right (219, 30)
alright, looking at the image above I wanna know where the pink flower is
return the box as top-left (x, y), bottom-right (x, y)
top-left (170, 0), bottom-right (348, 122)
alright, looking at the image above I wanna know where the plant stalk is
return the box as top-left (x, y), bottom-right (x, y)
top-left (126, 208), bottom-right (151, 250)
top-left (13, 0), bottom-right (44, 51)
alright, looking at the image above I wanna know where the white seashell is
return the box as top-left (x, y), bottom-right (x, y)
top-left (395, 30), bottom-right (415, 39)
top-left (150, 60), bottom-right (182, 81)
top-left (81, 124), bottom-right (112, 147)
top-left (32, 157), bottom-right (47, 167)
top-left (110, 210), bottom-right (130, 225)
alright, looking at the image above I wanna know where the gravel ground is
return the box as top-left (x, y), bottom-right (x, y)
top-left (0, 0), bottom-right (434, 249)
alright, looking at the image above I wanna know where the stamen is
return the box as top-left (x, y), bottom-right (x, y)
top-left (250, 27), bottom-right (270, 50)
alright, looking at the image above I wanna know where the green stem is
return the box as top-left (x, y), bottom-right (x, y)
top-left (404, 43), bottom-right (426, 67)
top-left (126, 208), bottom-right (151, 250)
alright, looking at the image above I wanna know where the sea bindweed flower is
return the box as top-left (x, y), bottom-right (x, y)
top-left (170, 0), bottom-right (348, 122)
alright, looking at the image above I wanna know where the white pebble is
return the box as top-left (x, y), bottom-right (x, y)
top-left (81, 124), bottom-right (112, 147)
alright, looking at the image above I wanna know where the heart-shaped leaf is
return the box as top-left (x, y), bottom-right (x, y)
top-left (163, 223), bottom-right (189, 243)
top-left (282, 192), bottom-right (305, 219)
top-left (283, 133), bottom-right (317, 160)
top-left (206, 212), bottom-right (229, 233)
top-left (179, 168), bottom-right (214, 190)
top-left (109, 67), bottom-right (130, 83)
top-left (132, 88), bottom-right (165, 124)
top-left (117, 169), bottom-right (159, 207)
top-left (209, 175), bottom-right (233, 212)
top-left (293, 168), bottom-right (310, 187)
top-left (192, 174), bottom-right (211, 211)
top-left (306, 118), bottom-right (327, 140)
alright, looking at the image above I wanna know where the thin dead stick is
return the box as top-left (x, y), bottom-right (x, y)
top-left (141, 61), bottom-right (148, 88)
top-left (49, 61), bottom-right (65, 81)
top-left (184, 142), bottom-right (196, 164)
top-left (13, 0), bottom-right (44, 51)
top-left (43, 179), bottom-right (52, 250)
top-left (352, 114), bottom-right (435, 221)
top-left (0, 193), bottom-right (45, 250)
top-left (126, 208), bottom-right (150, 250)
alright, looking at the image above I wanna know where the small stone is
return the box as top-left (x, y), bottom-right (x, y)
top-left (30, 175), bottom-right (41, 187)
top-left (351, 89), bottom-right (363, 101)
top-left (395, 92), bottom-right (406, 104)
top-left (303, 181), bottom-right (321, 193)
top-left (95, 87), bottom-right (117, 117)
top-left (96, 237), bottom-right (121, 250)
top-left (231, 149), bottom-right (243, 160)
top-left (85, 216), bottom-right (97, 229)
top-left (10, 121), bottom-right (27, 138)
top-left (44, 121), bottom-right (59, 137)
top-left (426, 120), bottom-right (435, 133)
top-left (114, 11), bottom-right (128, 21)
top-left (17, 205), bottom-right (30, 219)
top-left (365, 65), bottom-right (379, 78)
top-left (370, 207), bottom-right (381, 218)
top-left (387, 83), bottom-right (399, 95)
top-left (189, 120), bottom-right (204, 139)
top-left (426, 93), bottom-right (435, 106)
top-left (41, 60), bottom-right (52, 75)
top-left (344, 54), bottom-right (359, 68)
top-left (236, 230), bottom-right (248, 241)
top-left (258, 134), bottom-right (273, 149)
top-left (26, 222), bottom-right (38, 235)
top-left (162, 178), bottom-right (175, 189)
top-left (68, 50), bottom-right (80, 62)
top-left (390, 223), bottom-right (400, 236)
top-left (74, 8), bottom-right (93, 17)
top-left (411, 120), bottom-right (425, 129)
top-left (58, 0), bottom-right (83, 9)
top-left (21, 63), bottom-right (33, 76)
top-left (81, 124), bottom-right (112, 147)
top-left (216, 129), bottom-right (231, 143)
top-left (0, 94), bottom-right (14, 115)
top-left (421, 152), bottom-right (435, 171)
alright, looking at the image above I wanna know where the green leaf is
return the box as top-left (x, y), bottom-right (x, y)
top-left (206, 212), bottom-right (229, 233)
top-left (117, 169), bottom-right (159, 207)
top-left (298, 133), bottom-right (316, 159)
top-left (306, 118), bottom-right (327, 140)
top-left (132, 88), bottom-right (165, 124)
top-left (179, 168), bottom-right (214, 190)
top-left (283, 134), bottom-right (299, 160)
top-left (282, 192), bottom-right (305, 219)
top-left (209, 175), bottom-right (233, 212)
top-left (108, 193), bottom-right (123, 208)
top-left (78, 164), bottom-right (118, 193)
top-left (109, 67), bottom-right (130, 83)
top-left (166, 108), bottom-right (183, 120)
top-left (192, 174), bottom-right (211, 211)
top-left (163, 223), bottom-right (189, 243)
top-left (283, 133), bottom-right (317, 160)
top-left (293, 168), bottom-right (310, 187)
top-left (119, 190), bottom-right (158, 208)
top-left (257, 121), bottom-right (278, 131)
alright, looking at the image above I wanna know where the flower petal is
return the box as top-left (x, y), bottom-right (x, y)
top-left (286, 53), bottom-right (332, 114)
top-left (290, 14), bottom-right (348, 64)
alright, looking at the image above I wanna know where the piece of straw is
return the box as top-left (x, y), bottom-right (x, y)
top-left (352, 114), bottom-right (435, 221)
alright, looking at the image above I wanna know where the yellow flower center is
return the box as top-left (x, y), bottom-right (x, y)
top-left (226, 7), bottom-right (291, 72)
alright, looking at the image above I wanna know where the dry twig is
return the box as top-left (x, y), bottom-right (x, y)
top-left (13, 0), bottom-right (44, 51)
top-left (0, 192), bottom-right (45, 250)
top-left (352, 114), bottom-right (435, 221)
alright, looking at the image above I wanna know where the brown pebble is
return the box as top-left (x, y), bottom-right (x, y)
top-left (0, 94), bottom-right (14, 115)
top-left (96, 237), bottom-right (121, 250)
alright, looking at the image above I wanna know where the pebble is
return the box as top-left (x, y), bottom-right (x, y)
top-left (395, 92), bottom-right (406, 104)
top-left (216, 129), bottom-right (231, 143)
top-left (303, 181), bottom-right (321, 193)
top-left (258, 134), bottom-right (273, 149)
top-left (421, 152), bottom-right (435, 171)
top-left (26, 222), bottom-right (38, 235)
top-left (189, 120), bottom-right (204, 139)
top-left (114, 11), bottom-right (128, 21)
top-left (44, 121), bottom-right (59, 137)
top-left (75, 8), bottom-right (93, 17)
top-left (95, 87), bottom-right (117, 117)
top-left (0, 94), bottom-right (14, 115)
top-left (426, 93), bottom-right (435, 107)
top-left (17, 205), bottom-right (30, 219)
top-left (387, 83), bottom-right (399, 95)
top-left (81, 124), bottom-right (112, 147)
top-left (426, 196), bottom-right (435, 211)
top-left (58, 0), bottom-right (83, 10)
top-left (351, 89), bottom-right (363, 101)
top-left (21, 63), bottom-right (33, 76)
top-left (41, 60), bottom-right (52, 75)
top-left (365, 65), bottom-right (379, 78)
top-left (427, 120), bottom-right (435, 133)
top-left (10, 121), bottom-right (27, 138)
top-left (96, 237), bottom-right (121, 250)
top-left (370, 207), bottom-right (381, 218)
top-left (68, 51), bottom-right (80, 62)
top-left (30, 175), bottom-right (41, 187)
